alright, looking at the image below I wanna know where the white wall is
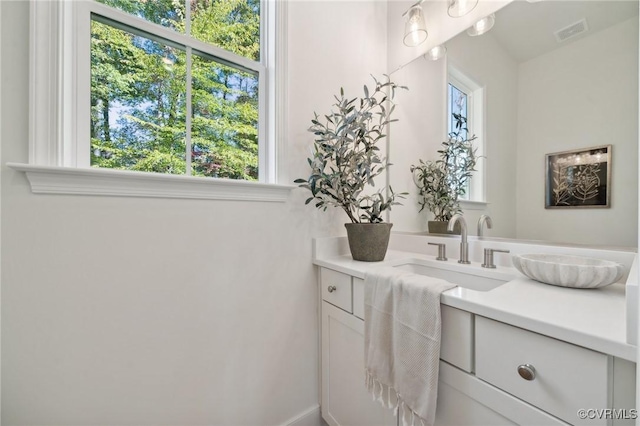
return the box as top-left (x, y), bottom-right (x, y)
top-left (516, 17), bottom-right (639, 247)
top-left (0, 1), bottom-right (387, 424)
top-left (388, 22), bottom-right (519, 237)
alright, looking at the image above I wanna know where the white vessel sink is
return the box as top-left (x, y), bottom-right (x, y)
top-left (393, 260), bottom-right (510, 292)
top-left (512, 254), bottom-right (624, 289)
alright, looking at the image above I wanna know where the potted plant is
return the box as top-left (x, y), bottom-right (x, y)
top-left (410, 113), bottom-right (478, 234)
top-left (295, 76), bottom-right (407, 261)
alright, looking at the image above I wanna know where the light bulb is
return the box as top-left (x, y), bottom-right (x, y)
top-left (426, 45), bottom-right (447, 61)
top-left (467, 14), bottom-right (496, 36)
top-left (403, 5), bottom-right (428, 47)
top-left (448, 0), bottom-right (479, 17)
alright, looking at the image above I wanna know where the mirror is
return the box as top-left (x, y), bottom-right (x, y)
top-left (389, 0), bottom-right (639, 248)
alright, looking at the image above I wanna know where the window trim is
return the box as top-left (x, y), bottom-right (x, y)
top-left (15, 0), bottom-right (292, 201)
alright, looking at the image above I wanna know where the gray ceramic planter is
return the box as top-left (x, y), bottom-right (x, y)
top-left (428, 220), bottom-right (461, 235)
top-left (344, 223), bottom-right (393, 262)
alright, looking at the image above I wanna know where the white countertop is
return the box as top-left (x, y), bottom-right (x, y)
top-left (314, 245), bottom-right (636, 362)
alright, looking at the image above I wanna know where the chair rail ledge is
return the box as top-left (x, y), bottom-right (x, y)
top-left (7, 163), bottom-right (295, 202)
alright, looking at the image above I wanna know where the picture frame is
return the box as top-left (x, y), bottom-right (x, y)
top-left (545, 145), bottom-right (611, 209)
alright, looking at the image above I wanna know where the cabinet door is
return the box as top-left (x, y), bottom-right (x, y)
top-left (321, 302), bottom-right (397, 426)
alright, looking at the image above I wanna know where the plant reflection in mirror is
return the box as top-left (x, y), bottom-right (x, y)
top-left (411, 114), bottom-right (478, 221)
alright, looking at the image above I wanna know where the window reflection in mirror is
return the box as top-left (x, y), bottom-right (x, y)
top-left (447, 66), bottom-right (485, 202)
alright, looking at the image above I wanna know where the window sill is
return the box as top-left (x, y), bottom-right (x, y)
top-left (7, 163), bottom-right (295, 202)
top-left (460, 200), bottom-right (489, 210)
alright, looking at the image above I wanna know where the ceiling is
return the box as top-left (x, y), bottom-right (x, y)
top-left (488, 0), bottom-right (639, 63)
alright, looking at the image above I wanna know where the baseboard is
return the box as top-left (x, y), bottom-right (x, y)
top-left (283, 405), bottom-right (322, 426)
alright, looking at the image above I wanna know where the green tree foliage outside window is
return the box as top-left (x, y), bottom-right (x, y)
top-left (90, 0), bottom-right (261, 180)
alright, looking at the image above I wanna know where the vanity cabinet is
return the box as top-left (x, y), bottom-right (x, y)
top-left (321, 302), bottom-right (397, 426)
top-left (319, 267), bottom-right (636, 426)
top-left (320, 268), bottom-right (397, 425)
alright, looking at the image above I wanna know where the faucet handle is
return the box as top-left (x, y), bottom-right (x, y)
top-left (482, 248), bottom-right (510, 269)
top-left (428, 243), bottom-right (448, 261)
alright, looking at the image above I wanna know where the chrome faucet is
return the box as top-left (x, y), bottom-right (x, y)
top-left (448, 214), bottom-right (470, 264)
top-left (478, 214), bottom-right (493, 237)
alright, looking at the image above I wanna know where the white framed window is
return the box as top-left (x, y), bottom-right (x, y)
top-left (447, 65), bottom-right (485, 203)
top-left (9, 0), bottom-right (291, 202)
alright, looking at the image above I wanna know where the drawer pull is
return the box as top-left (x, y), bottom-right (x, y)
top-left (327, 286), bottom-right (337, 293)
top-left (517, 364), bottom-right (536, 381)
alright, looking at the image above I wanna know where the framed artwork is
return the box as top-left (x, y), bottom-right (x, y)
top-left (545, 145), bottom-right (611, 209)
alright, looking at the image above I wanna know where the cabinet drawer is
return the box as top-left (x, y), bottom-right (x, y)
top-left (321, 268), bottom-right (352, 313)
top-left (476, 316), bottom-right (610, 425)
top-left (441, 306), bottom-right (473, 373)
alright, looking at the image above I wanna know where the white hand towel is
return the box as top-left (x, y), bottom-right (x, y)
top-left (364, 266), bottom-right (456, 426)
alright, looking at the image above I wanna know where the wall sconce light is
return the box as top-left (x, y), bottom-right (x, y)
top-left (447, 0), bottom-right (479, 18)
top-left (425, 45), bottom-right (447, 61)
top-left (467, 13), bottom-right (495, 36)
top-left (403, 2), bottom-right (428, 47)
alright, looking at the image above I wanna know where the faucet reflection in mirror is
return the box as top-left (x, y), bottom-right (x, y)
top-left (478, 214), bottom-right (492, 237)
